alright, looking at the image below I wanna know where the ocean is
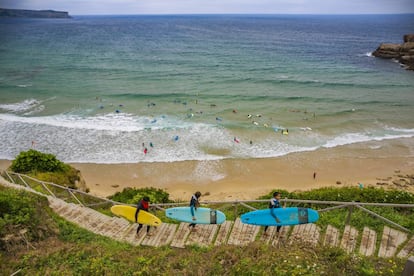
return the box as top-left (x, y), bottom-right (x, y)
top-left (0, 14), bottom-right (413, 164)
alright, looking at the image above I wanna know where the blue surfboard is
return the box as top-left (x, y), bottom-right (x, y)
top-left (166, 207), bottom-right (226, 224)
top-left (241, 207), bottom-right (319, 226)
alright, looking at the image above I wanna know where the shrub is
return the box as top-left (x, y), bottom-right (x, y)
top-left (9, 150), bottom-right (80, 188)
top-left (10, 149), bottom-right (67, 174)
top-left (259, 187), bottom-right (414, 204)
top-left (108, 187), bottom-right (172, 204)
top-left (0, 186), bottom-right (57, 251)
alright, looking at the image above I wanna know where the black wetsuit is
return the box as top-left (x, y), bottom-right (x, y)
top-left (189, 194), bottom-right (199, 228)
top-left (264, 198), bottom-right (281, 233)
top-left (135, 199), bottom-right (150, 234)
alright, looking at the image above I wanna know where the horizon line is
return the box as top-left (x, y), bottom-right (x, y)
top-left (69, 12), bottom-right (414, 16)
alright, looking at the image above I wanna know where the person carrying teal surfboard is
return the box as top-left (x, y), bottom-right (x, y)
top-left (188, 191), bottom-right (202, 231)
top-left (264, 192), bottom-right (282, 234)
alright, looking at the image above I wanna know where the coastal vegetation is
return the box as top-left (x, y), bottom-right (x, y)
top-left (1, 150), bottom-right (412, 274)
top-left (109, 187), bottom-right (173, 205)
top-left (7, 149), bottom-right (82, 190)
top-left (0, 185), bottom-right (406, 275)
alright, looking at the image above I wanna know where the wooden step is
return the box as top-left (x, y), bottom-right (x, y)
top-left (290, 223), bottom-right (320, 246)
top-left (398, 236), bottom-right (414, 258)
top-left (106, 217), bottom-right (130, 238)
top-left (110, 217), bottom-right (131, 237)
top-left (170, 223), bottom-right (192, 248)
top-left (186, 224), bottom-right (219, 247)
top-left (140, 223), bottom-right (177, 247)
top-left (214, 221), bottom-right (233, 246)
top-left (323, 225), bottom-right (340, 247)
top-left (340, 225), bottom-right (358, 253)
top-left (122, 224), bottom-right (146, 246)
top-left (359, 227), bottom-right (377, 257)
top-left (95, 217), bottom-right (119, 236)
top-left (378, 226), bottom-right (407, 258)
top-left (65, 205), bottom-right (83, 220)
top-left (271, 226), bottom-right (291, 247)
top-left (260, 226), bottom-right (279, 244)
top-left (227, 218), bottom-right (259, 246)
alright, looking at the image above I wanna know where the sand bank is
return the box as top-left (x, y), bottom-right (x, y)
top-left (1, 139), bottom-right (413, 201)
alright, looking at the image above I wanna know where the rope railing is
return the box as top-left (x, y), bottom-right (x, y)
top-left (2, 171), bottom-right (413, 233)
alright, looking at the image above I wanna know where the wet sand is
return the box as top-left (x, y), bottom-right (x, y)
top-left (1, 138), bottom-right (413, 201)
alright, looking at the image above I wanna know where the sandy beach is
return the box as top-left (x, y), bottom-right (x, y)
top-left (1, 138), bottom-right (413, 201)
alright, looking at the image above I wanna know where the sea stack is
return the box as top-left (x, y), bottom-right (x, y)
top-left (372, 34), bottom-right (414, 71)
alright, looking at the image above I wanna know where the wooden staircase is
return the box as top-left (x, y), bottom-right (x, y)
top-left (47, 197), bottom-right (414, 257)
top-left (2, 177), bottom-right (413, 257)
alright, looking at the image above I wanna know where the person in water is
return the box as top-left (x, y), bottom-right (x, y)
top-left (135, 196), bottom-right (151, 236)
top-left (189, 191), bottom-right (202, 231)
top-left (264, 192), bottom-right (282, 234)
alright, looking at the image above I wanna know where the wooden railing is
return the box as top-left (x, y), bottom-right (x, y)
top-left (2, 171), bottom-right (413, 233)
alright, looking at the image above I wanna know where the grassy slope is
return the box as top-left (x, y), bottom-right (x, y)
top-left (0, 186), bottom-right (407, 275)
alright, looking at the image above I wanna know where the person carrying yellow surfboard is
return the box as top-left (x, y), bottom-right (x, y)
top-left (135, 196), bottom-right (151, 236)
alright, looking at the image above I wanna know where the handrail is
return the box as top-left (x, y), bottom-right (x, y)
top-left (2, 170), bottom-right (413, 233)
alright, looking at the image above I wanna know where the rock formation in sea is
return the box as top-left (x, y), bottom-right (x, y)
top-left (0, 8), bottom-right (71, 18)
top-left (372, 34), bottom-right (414, 71)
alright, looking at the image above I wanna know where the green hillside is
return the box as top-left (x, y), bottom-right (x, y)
top-left (0, 185), bottom-right (407, 275)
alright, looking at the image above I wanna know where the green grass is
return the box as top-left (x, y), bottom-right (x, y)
top-left (0, 185), bottom-right (410, 275)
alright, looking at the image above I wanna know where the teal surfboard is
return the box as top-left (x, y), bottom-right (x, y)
top-left (166, 207), bottom-right (226, 224)
top-left (241, 207), bottom-right (319, 226)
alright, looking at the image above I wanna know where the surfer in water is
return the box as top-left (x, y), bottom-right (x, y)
top-left (135, 196), bottom-right (151, 236)
top-left (189, 191), bottom-right (202, 231)
top-left (264, 192), bottom-right (282, 234)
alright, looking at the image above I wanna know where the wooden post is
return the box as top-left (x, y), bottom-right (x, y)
top-left (345, 203), bottom-right (354, 225)
top-left (234, 202), bottom-right (238, 220)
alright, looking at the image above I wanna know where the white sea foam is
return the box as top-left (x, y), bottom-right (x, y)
top-left (323, 129), bottom-right (414, 149)
top-left (1, 112), bottom-right (413, 163)
top-left (0, 113), bottom-right (195, 132)
top-left (0, 99), bottom-right (41, 113)
top-left (23, 105), bottom-right (45, 115)
top-left (369, 145), bottom-right (381, 150)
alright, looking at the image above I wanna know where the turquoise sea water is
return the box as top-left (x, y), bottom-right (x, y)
top-left (0, 14), bottom-right (413, 163)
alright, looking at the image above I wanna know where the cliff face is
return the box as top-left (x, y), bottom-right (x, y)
top-left (372, 34), bottom-right (414, 71)
top-left (0, 8), bottom-right (70, 18)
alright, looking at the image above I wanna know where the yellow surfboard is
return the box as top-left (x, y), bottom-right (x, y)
top-left (111, 205), bottom-right (162, 227)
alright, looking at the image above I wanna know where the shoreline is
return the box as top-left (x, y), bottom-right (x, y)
top-left (1, 139), bottom-right (413, 201)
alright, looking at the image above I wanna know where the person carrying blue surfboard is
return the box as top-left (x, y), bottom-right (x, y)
top-left (188, 191), bottom-right (202, 231)
top-left (135, 196), bottom-right (151, 236)
top-left (264, 192), bottom-right (282, 234)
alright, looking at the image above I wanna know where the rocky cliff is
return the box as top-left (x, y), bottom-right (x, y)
top-left (0, 8), bottom-right (70, 18)
top-left (372, 34), bottom-right (414, 71)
